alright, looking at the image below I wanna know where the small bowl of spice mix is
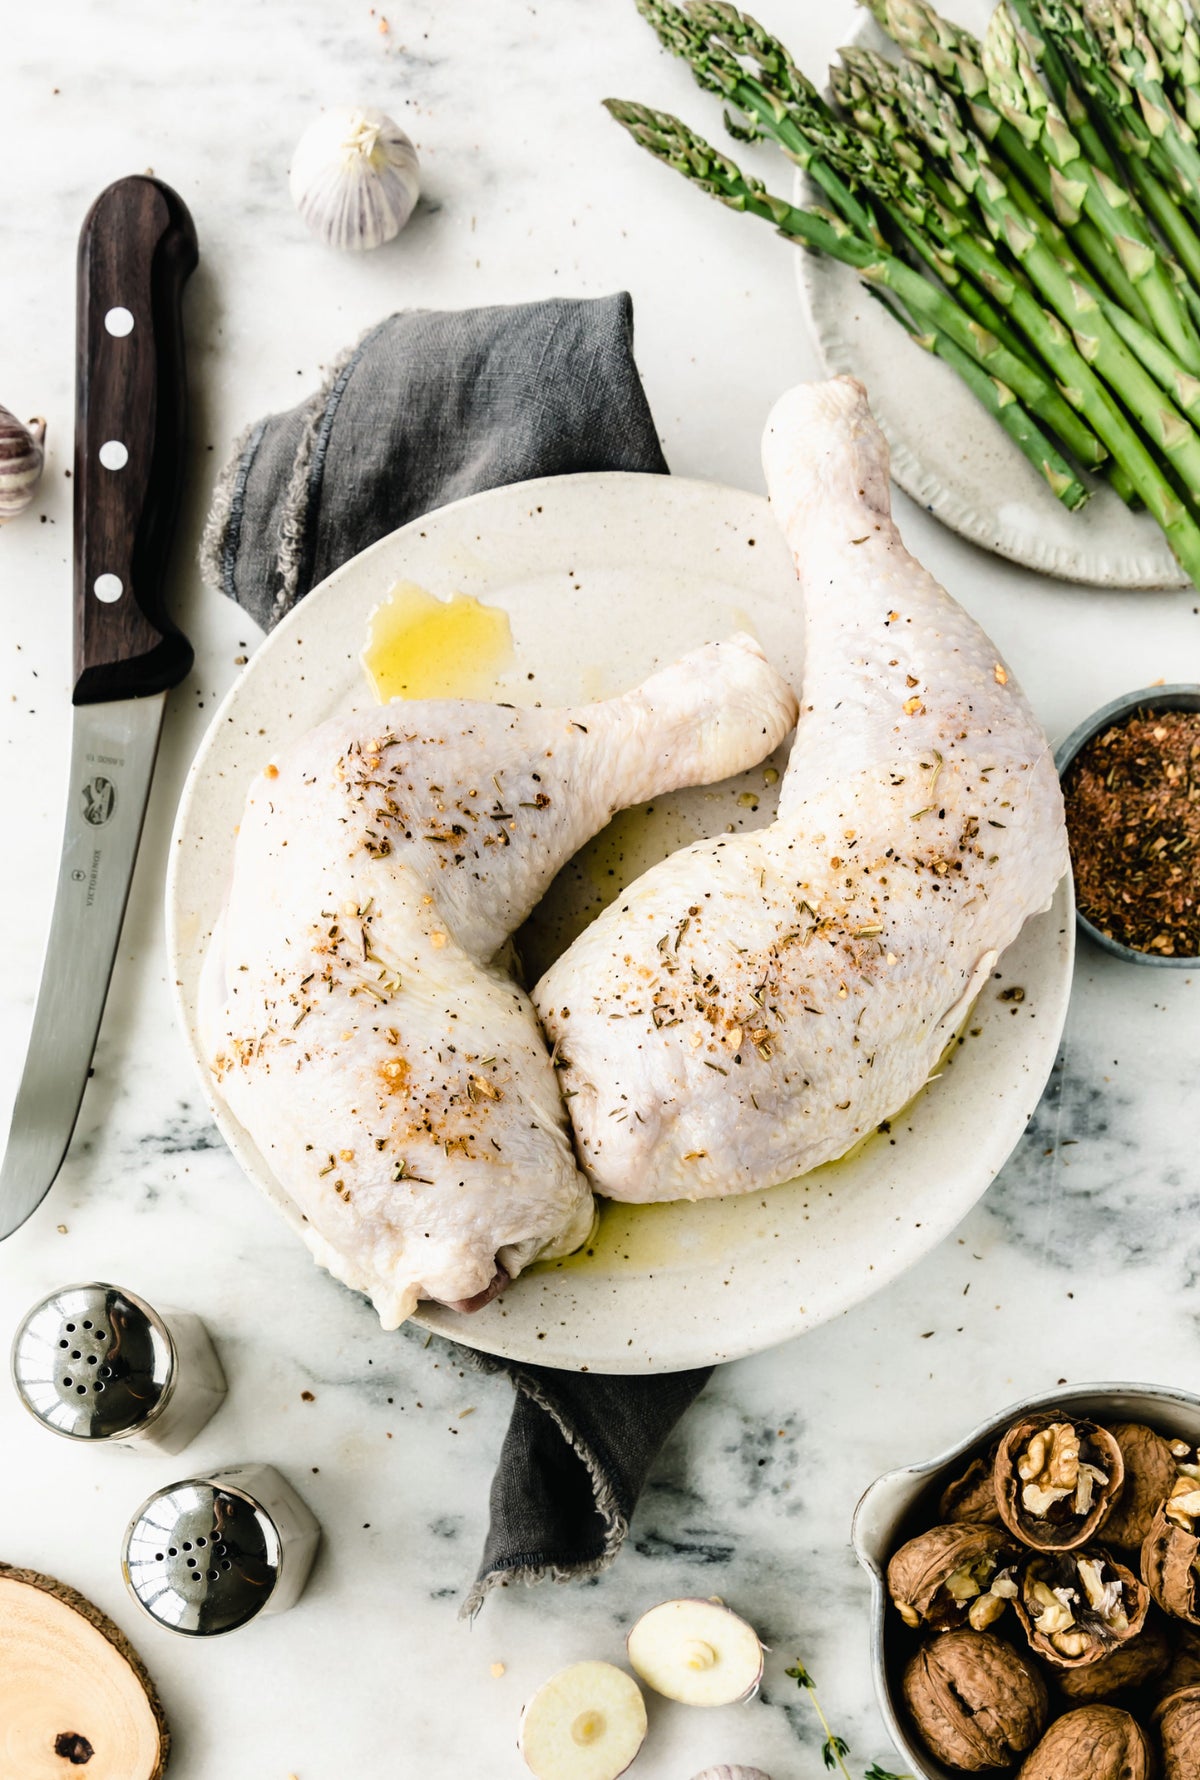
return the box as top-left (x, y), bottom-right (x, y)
top-left (1056, 684), bottom-right (1200, 966)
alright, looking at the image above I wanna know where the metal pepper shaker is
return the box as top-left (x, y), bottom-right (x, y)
top-left (122, 1463), bottom-right (321, 1636)
top-left (10, 1282), bottom-right (226, 1454)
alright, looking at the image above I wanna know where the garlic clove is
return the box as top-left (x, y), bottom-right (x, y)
top-left (0, 408), bottom-right (46, 526)
top-left (690, 1770), bottom-right (774, 1780)
top-left (626, 1599), bottom-right (764, 1707)
top-left (518, 1662), bottom-right (647, 1780)
top-left (289, 106), bottom-right (420, 252)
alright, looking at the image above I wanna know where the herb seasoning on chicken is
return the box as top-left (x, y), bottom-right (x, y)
top-left (536, 380), bottom-right (1067, 1204)
top-left (200, 639), bottom-right (797, 1326)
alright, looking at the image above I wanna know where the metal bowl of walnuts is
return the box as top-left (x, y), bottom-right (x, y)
top-left (854, 1382), bottom-right (1200, 1779)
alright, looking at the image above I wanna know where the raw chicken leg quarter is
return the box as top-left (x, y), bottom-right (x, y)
top-left (534, 378), bottom-right (1069, 1203)
top-left (199, 635), bottom-right (798, 1326)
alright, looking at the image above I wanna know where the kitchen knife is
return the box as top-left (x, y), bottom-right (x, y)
top-left (0, 176), bottom-right (197, 1240)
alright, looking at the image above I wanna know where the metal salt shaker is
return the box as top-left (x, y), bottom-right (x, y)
top-left (10, 1282), bottom-right (226, 1455)
top-left (122, 1463), bottom-right (321, 1635)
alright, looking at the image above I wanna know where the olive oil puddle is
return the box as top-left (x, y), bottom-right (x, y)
top-left (362, 581), bottom-right (514, 702)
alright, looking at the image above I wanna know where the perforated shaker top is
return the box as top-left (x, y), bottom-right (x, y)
top-left (123, 1479), bottom-right (281, 1635)
top-left (10, 1282), bottom-right (174, 1440)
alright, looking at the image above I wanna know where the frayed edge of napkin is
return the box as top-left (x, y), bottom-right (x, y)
top-left (199, 415), bottom-right (264, 603)
top-left (459, 1354), bottom-right (628, 1621)
top-left (198, 326), bottom-right (378, 620)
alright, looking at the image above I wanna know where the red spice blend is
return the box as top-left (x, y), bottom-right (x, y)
top-left (1062, 707), bottom-right (1200, 959)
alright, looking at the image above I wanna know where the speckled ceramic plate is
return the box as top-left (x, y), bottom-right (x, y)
top-left (795, 1), bottom-right (1188, 589)
top-left (167, 471), bottom-right (1074, 1373)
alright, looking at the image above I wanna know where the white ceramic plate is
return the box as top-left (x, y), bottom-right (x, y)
top-left (167, 471), bottom-right (1074, 1373)
top-left (794, 1), bottom-right (1188, 589)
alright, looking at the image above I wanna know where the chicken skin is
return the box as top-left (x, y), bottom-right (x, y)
top-left (200, 635), bottom-right (799, 1325)
top-left (534, 379), bottom-right (1068, 1202)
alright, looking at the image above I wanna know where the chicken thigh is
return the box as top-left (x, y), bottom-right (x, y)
top-left (534, 379), bottom-right (1068, 1202)
top-left (200, 634), bottom-right (798, 1325)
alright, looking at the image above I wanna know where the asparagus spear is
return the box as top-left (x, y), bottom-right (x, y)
top-left (1084, 0), bottom-right (1200, 195)
top-left (900, 315), bottom-right (1091, 508)
top-left (1135, 0), bottom-right (1200, 127)
top-left (657, 2), bottom-right (1062, 370)
top-left (890, 56), bottom-right (1200, 497)
top-left (604, 99), bottom-right (1093, 507)
top-left (835, 49), bottom-right (1160, 501)
top-left (632, 0), bottom-right (882, 241)
top-left (635, 0), bottom-right (1107, 458)
top-left (868, 269), bottom-right (1093, 511)
top-left (669, 9), bottom-right (1148, 504)
top-left (825, 48), bottom-right (1141, 502)
top-left (862, 0), bottom-right (1151, 315)
top-left (1009, 0), bottom-right (1124, 167)
top-left (833, 49), bottom-right (1110, 374)
top-left (1029, 0), bottom-right (1200, 279)
top-left (605, 100), bottom-right (1200, 574)
top-left (838, 44), bottom-right (1116, 302)
top-left (1101, 288), bottom-right (1200, 409)
top-left (1016, 0), bottom-right (1200, 335)
top-left (983, 1), bottom-right (1200, 368)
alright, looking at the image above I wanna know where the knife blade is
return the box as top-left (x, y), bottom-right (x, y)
top-left (0, 176), bottom-right (197, 1241)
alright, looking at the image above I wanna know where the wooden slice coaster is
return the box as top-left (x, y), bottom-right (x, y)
top-left (0, 1563), bottom-right (168, 1780)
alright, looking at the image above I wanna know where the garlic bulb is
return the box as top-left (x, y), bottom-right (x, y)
top-left (0, 407), bottom-right (46, 525)
top-left (690, 1769), bottom-right (774, 1780)
top-left (290, 106), bottom-right (420, 251)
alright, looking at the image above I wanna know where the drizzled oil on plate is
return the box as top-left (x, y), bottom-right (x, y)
top-left (167, 471), bottom-right (1073, 1373)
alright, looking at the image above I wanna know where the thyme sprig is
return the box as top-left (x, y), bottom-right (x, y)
top-left (785, 1664), bottom-right (909, 1780)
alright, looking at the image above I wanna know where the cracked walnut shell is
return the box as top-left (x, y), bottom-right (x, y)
top-left (1153, 1683), bottom-right (1200, 1780)
top-left (1057, 1611), bottom-right (1171, 1701)
top-left (1015, 1705), bottom-right (1154, 1780)
top-left (995, 1414), bottom-right (1123, 1552)
top-left (939, 1449), bottom-right (1004, 1527)
top-left (1102, 1422), bottom-right (1180, 1552)
top-left (1160, 1624), bottom-right (1200, 1699)
top-left (901, 1629), bottom-right (1048, 1771)
top-left (887, 1524), bottom-right (1017, 1633)
top-left (1016, 1549), bottom-right (1148, 1669)
top-left (1143, 1493), bottom-right (1200, 1626)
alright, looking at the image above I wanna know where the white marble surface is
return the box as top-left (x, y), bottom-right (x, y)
top-left (3, 2), bottom-right (1200, 1777)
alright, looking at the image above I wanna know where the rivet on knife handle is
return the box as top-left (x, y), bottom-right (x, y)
top-left (0, 177), bottom-right (198, 1242)
top-left (74, 176), bottom-right (197, 705)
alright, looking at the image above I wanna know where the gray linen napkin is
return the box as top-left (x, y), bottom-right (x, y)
top-left (201, 296), bottom-right (712, 1611)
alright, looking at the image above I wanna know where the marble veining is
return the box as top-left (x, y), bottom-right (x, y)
top-left (3, 1), bottom-right (1200, 1776)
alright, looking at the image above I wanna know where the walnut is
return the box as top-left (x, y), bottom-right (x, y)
top-left (1015, 1705), bottom-right (1154, 1779)
top-left (1142, 1495), bottom-right (1200, 1626)
top-left (901, 1629), bottom-right (1048, 1770)
top-left (887, 1524), bottom-right (1018, 1633)
top-left (1016, 1549), bottom-right (1148, 1668)
top-left (1160, 1623), bottom-right (1200, 1698)
top-left (995, 1414), bottom-right (1124, 1551)
top-left (1058, 1612), bottom-right (1172, 1701)
top-left (939, 1447), bottom-right (1004, 1526)
top-left (1101, 1421), bottom-right (1179, 1551)
top-left (1153, 1683), bottom-right (1200, 1780)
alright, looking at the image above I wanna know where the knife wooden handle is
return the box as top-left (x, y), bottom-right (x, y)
top-left (73, 176), bottom-right (198, 706)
